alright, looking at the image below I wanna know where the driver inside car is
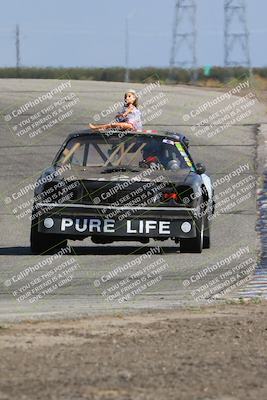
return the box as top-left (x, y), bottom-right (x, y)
top-left (139, 141), bottom-right (165, 169)
top-left (140, 141), bottom-right (185, 170)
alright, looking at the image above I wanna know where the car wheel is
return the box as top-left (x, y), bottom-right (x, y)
top-left (30, 216), bottom-right (67, 255)
top-left (203, 218), bottom-right (210, 249)
top-left (203, 235), bottom-right (210, 249)
top-left (180, 218), bottom-right (204, 253)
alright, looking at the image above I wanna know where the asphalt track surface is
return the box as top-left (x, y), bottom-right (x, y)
top-left (0, 79), bottom-right (266, 322)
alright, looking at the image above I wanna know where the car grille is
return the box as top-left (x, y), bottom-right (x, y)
top-left (41, 180), bottom-right (195, 209)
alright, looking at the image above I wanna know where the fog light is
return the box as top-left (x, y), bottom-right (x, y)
top-left (181, 222), bottom-right (191, 233)
top-left (44, 217), bottom-right (54, 229)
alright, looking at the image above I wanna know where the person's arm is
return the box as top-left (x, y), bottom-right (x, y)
top-left (116, 105), bottom-right (128, 118)
top-left (122, 104), bottom-right (134, 117)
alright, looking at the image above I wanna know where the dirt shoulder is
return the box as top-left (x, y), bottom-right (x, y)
top-left (0, 301), bottom-right (267, 400)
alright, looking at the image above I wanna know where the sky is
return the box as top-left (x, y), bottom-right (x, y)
top-left (0, 0), bottom-right (266, 68)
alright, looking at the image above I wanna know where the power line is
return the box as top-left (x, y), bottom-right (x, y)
top-left (15, 24), bottom-right (21, 76)
top-left (124, 17), bottom-right (129, 83)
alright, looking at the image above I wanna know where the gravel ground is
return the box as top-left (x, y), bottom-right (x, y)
top-left (0, 301), bottom-right (267, 400)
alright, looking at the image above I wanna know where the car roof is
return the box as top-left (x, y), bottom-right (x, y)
top-left (66, 129), bottom-right (187, 142)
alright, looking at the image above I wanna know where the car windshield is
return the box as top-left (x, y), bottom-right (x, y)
top-left (56, 133), bottom-right (194, 171)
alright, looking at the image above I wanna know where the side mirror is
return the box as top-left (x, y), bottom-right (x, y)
top-left (183, 137), bottom-right (190, 148)
top-left (195, 162), bottom-right (206, 175)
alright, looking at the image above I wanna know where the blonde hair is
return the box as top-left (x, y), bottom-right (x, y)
top-left (124, 89), bottom-right (138, 107)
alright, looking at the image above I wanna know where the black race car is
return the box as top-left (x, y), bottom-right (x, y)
top-left (30, 129), bottom-right (215, 254)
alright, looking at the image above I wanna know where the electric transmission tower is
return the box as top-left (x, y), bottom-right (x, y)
top-left (169, 0), bottom-right (197, 80)
top-left (224, 0), bottom-right (250, 68)
top-left (15, 24), bottom-right (21, 76)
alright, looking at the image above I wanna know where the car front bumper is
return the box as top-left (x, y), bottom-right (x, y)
top-left (35, 202), bottom-right (199, 238)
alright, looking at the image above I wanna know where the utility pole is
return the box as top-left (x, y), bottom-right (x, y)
top-left (15, 24), bottom-right (21, 77)
top-left (224, 0), bottom-right (250, 68)
top-left (124, 17), bottom-right (129, 83)
top-left (169, 0), bottom-right (197, 82)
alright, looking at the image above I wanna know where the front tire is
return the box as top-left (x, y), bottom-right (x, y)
top-left (180, 218), bottom-right (204, 253)
top-left (31, 222), bottom-right (68, 254)
top-left (203, 217), bottom-right (210, 249)
top-left (30, 214), bottom-right (67, 254)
